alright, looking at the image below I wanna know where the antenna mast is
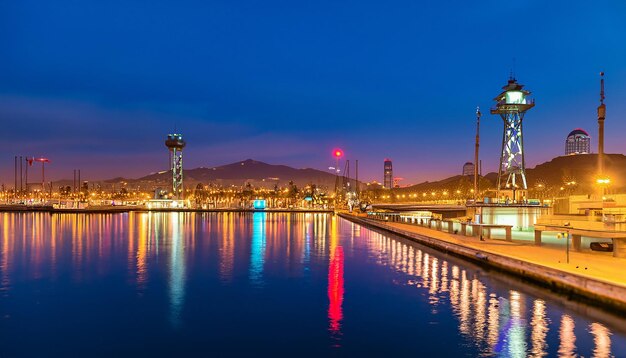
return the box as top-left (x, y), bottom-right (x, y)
top-left (597, 72), bottom-right (606, 177)
top-left (474, 107), bottom-right (481, 203)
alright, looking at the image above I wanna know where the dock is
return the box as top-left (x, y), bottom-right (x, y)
top-left (339, 212), bottom-right (626, 314)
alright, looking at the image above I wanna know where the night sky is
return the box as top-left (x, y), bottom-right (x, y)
top-left (1, 1), bottom-right (626, 185)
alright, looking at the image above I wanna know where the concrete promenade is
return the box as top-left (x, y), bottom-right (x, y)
top-left (339, 213), bottom-right (626, 313)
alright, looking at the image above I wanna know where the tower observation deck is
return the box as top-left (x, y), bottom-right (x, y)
top-left (491, 78), bottom-right (534, 201)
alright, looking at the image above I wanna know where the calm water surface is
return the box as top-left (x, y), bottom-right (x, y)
top-left (1, 212), bottom-right (625, 357)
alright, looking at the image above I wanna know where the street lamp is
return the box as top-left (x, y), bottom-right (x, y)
top-left (596, 177), bottom-right (611, 199)
top-left (557, 222), bottom-right (572, 264)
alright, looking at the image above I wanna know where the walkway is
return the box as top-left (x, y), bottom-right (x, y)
top-left (350, 215), bottom-right (626, 289)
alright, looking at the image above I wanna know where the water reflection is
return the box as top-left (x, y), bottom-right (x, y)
top-left (136, 213), bottom-right (149, 291)
top-left (328, 217), bottom-right (344, 343)
top-left (530, 299), bottom-right (548, 357)
top-left (0, 213), bottom-right (624, 356)
top-left (590, 322), bottom-right (612, 358)
top-left (169, 213), bottom-right (186, 328)
top-left (249, 212), bottom-right (267, 286)
top-left (360, 227), bottom-right (624, 357)
top-left (218, 212), bottom-right (235, 283)
top-left (559, 314), bottom-right (577, 357)
top-left (1, 215), bottom-right (10, 294)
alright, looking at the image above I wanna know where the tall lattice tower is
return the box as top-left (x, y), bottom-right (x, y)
top-left (165, 133), bottom-right (186, 199)
top-left (491, 77), bottom-right (534, 200)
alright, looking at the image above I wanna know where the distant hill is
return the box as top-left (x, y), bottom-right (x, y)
top-left (526, 153), bottom-right (626, 191)
top-left (53, 154), bottom-right (626, 194)
top-left (393, 174), bottom-right (494, 195)
top-left (390, 153), bottom-right (626, 195)
top-left (133, 159), bottom-right (340, 189)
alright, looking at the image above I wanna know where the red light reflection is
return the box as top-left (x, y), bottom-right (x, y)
top-left (328, 245), bottom-right (344, 335)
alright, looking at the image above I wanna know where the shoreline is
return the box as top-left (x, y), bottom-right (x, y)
top-left (0, 205), bottom-right (334, 214)
top-left (338, 212), bottom-right (626, 314)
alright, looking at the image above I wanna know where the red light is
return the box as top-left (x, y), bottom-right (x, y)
top-left (333, 149), bottom-right (343, 158)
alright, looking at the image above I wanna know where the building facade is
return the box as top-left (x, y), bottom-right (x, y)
top-left (383, 159), bottom-right (393, 189)
top-left (462, 162), bottom-right (475, 176)
top-left (565, 128), bottom-right (590, 155)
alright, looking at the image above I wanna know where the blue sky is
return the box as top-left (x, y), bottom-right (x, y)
top-left (1, 0), bottom-right (626, 185)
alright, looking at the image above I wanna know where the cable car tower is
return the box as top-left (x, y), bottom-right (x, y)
top-left (491, 76), bottom-right (534, 201)
top-left (165, 133), bottom-right (186, 199)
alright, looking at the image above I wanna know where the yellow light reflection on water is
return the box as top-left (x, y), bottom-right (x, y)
top-left (219, 212), bottom-right (235, 283)
top-left (590, 322), bottom-right (612, 358)
top-left (136, 213), bottom-right (148, 290)
top-left (356, 222), bottom-right (624, 357)
top-left (530, 299), bottom-right (548, 357)
top-left (559, 314), bottom-right (577, 357)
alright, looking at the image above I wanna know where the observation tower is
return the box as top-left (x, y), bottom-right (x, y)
top-left (165, 133), bottom-right (186, 199)
top-left (491, 77), bottom-right (534, 201)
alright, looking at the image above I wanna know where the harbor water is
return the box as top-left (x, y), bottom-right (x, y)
top-left (1, 212), bottom-right (625, 356)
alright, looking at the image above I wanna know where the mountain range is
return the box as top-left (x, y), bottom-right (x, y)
top-left (105, 159), bottom-right (340, 189)
top-left (53, 154), bottom-right (626, 193)
top-left (397, 153), bottom-right (626, 194)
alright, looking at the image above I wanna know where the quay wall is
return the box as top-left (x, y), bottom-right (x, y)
top-left (339, 213), bottom-right (626, 314)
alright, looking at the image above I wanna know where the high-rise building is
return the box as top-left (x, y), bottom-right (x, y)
top-left (462, 162), bottom-right (475, 176)
top-left (383, 159), bottom-right (393, 189)
top-left (565, 128), bottom-right (591, 155)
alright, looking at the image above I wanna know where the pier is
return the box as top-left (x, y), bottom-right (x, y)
top-left (340, 212), bottom-right (626, 313)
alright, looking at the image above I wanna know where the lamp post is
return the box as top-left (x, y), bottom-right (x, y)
top-left (596, 177), bottom-right (610, 199)
top-left (559, 222), bottom-right (572, 264)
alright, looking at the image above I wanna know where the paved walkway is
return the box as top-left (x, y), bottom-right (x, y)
top-left (357, 216), bottom-right (626, 288)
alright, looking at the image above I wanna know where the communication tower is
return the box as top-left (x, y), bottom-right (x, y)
top-left (165, 133), bottom-right (186, 199)
top-left (332, 148), bottom-right (344, 202)
top-left (597, 72), bottom-right (606, 176)
top-left (491, 77), bottom-right (534, 201)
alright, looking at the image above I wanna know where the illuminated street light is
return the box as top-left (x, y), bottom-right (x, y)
top-left (596, 177), bottom-right (611, 199)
